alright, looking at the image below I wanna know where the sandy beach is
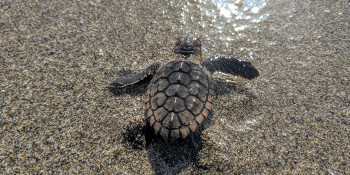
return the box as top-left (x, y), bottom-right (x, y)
top-left (1, 0), bottom-right (349, 174)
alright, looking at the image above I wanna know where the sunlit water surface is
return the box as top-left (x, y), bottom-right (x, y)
top-left (169, 0), bottom-right (269, 42)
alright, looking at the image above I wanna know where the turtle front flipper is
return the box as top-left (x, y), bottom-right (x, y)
top-left (111, 62), bottom-right (161, 88)
top-left (202, 56), bottom-right (259, 80)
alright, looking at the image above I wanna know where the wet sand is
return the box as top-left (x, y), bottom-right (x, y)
top-left (1, 0), bottom-right (349, 174)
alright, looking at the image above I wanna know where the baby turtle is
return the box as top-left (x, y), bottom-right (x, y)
top-left (111, 35), bottom-right (259, 142)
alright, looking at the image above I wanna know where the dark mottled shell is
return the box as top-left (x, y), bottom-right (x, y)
top-left (144, 60), bottom-right (213, 141)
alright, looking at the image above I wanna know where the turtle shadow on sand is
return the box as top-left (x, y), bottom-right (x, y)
top-left (212, 75), bottom-right (258, 95)
top-left (144, 129), bottom-right (204, 174)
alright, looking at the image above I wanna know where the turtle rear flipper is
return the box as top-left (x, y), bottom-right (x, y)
top-left (203, 56), bottom-right (259, 80)
top-left (111, 62), bottom-right (161, 88)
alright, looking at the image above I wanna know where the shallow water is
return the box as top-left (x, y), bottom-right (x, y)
top-left (170, 0), bottom-right (269, 41)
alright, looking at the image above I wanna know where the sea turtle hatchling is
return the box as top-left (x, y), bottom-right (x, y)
top-left (111, 35), bottom-right (259, 142)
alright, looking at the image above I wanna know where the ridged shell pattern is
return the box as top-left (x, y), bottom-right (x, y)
top-left (144, 60), bottom-right (213, 141)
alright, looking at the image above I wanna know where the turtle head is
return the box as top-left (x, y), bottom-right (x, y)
top-left (173, 35), bottom-right (201, 58)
